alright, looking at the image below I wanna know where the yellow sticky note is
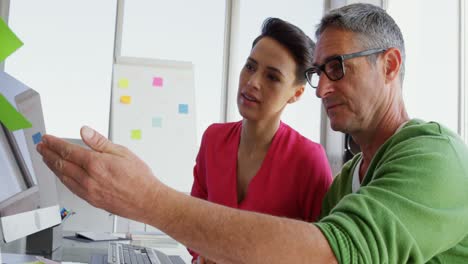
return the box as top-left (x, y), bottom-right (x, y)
top-left (118, 78), bottom-right (129, 88)
top-left (120, 95), bottom-right (131, 104)
top-left (131, 129), bottom-right (141, 140)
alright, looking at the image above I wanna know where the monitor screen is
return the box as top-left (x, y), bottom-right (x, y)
top-left (0, 123), bottom-right (34, 203)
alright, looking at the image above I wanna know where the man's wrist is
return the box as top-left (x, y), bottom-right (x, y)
top-left (142, 178), bottom-right (169, 225)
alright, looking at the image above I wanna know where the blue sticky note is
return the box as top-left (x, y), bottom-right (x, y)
top-left (152, 117), bottom-right (162, 128)
top-left (178, 104), bottom-right (188, 114)
top-left (32, 132), bottom-right (42, 144)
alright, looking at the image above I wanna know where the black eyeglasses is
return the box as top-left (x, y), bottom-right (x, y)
top-left (304, 48), bottom-right (387, 88)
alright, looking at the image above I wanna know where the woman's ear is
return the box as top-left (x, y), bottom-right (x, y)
top-left (287, 85), bottom-right (305, 104)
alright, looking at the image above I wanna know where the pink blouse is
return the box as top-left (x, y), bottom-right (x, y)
top-left (189, 121), bottom-right (333, 260)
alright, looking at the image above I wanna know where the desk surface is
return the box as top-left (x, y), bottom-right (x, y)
top-left (1, 232), bottom-right (191, 263)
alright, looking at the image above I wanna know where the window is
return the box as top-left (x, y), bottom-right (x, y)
top-left (226, 0), bottom-right (324, 142)
top-left (388, 1), bottom-right (460, 133)
top-left (5, 0), bottom-right (116, 139)
top-left (463, 0), bottom-right (468, 143)
top-left (120, 0), bottom-right (227, 143)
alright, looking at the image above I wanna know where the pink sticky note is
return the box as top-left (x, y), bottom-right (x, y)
top-left (152, 77), bottom-right (163, 87)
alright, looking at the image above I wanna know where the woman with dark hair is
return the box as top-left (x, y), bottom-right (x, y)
top-left (189, 17), bottom-right (333, 263)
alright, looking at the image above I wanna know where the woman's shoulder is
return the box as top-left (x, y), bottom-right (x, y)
top-left (275, 123), bottom-right (332, 182)
top-left (204, 121), bottom-right (241, 133)
top-left (201, 121), bottom-right (242, 143)
top-left (279, 121), bottom-right (324, 152)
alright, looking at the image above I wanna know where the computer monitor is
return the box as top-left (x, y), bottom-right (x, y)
top-left (0, 72), bottom-right (61, 247)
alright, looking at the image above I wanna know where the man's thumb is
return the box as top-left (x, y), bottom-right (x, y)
top-left (80, 126), bottom-right (117, 154)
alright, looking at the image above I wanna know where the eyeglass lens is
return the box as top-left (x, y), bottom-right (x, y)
top-left (307, 58), bottom-right (344, 88)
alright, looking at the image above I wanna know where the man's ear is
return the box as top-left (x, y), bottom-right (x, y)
top-left (383, 47), bottom-right (402, 84)
top-left (287, 85), bottom-right (305, 104)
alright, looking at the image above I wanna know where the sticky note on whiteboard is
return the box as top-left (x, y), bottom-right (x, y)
top-left (120, 95), bottom-right (131, 104)
top-left (152, 117), bottom-right (162, 128)
top-left (152, 77), bottom-right (163, 87)
top-left (118, 78), bottom-right (129, 88)
top-left (131, 129), bottom-right (141, 140)
top-left (178, 104), bottom-right (188, 114)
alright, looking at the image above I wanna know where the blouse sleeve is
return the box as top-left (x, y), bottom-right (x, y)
top-left (188, 128), bottom-right (211, 261)
top-left (190, 128), bottom-right (209, 200)
top-left (300, 143), bottom-right (333, 222)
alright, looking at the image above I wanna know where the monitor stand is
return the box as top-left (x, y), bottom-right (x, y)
top-left (26, 224), bottom-right (63, 260)
top-left (0, 225), bottom-right (63, 263)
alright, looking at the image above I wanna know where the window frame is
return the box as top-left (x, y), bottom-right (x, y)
top-left (462, 0), bottom-right (468, 142)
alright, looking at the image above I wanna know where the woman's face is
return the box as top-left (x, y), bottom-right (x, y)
top-left (237, 37), bottom-right (304, 122)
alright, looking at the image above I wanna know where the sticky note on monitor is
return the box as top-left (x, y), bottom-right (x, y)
top-left (131, 129), bottom-right (141, 140)
top-left (178, 104), bottom-right (188, 114)
top-left (32, 132), bottom-right (42, 145)
top-left (118, 78), bottom-right (129, 88)
top-left (152, 77), bottom-right (163, 87)
top-left (0, 18), bottom-right (23, 63)
top-left (120, 95), bottom-right (131, 104)
top-left (152, 117), bottom-right (162, 128)
top-left (0, 93), bottom-right (32, 131)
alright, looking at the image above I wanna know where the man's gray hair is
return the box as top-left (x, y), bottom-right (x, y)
top-left (316, 3), bottom-right (406, 83)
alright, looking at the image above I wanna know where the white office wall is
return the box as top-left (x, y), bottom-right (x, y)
top-left (226, 0), bottom-right (324, 143)
top-left (388, 0), bottom-right (460, 133)
top-left (120, 0), bottom-right (227, 145)
top-left (5, 0), bottom-right (116, 139)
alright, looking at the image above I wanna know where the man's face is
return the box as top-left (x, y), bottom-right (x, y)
top-left (313, 27), bottom-right (387, 134)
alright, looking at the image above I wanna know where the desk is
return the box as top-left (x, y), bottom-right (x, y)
top-left (1, 231), bottom-right (191, 263)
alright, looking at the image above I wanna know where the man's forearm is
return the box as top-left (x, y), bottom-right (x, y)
top-left (145, 184), bottom-right (337, 264)
top-left (36, 128), bottom-right (334, 262)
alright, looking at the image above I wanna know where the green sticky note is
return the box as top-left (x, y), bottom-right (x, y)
top-left (0, 18), bottom-right (23, 63)
top-left (118, 78), bottom-right (129, 88)
top-left (0, 93), bottom-right (32, 131)
top-left (131, 129), bottom-right (141, 140)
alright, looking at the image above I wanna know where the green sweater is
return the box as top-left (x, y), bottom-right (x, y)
top-left (315, 119), bottom-right (468, 263)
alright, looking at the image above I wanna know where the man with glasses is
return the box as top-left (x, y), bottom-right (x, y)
top-left (37, 3), bottom-right (468, 263)
top-left (304, 3), bottom-right (468, 263)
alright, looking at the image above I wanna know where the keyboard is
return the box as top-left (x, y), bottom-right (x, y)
top-left (106, 242), bottom-right (186, 264)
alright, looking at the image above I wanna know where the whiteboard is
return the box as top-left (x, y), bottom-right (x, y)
top-left (110, 57), bottom-right (197, 192)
